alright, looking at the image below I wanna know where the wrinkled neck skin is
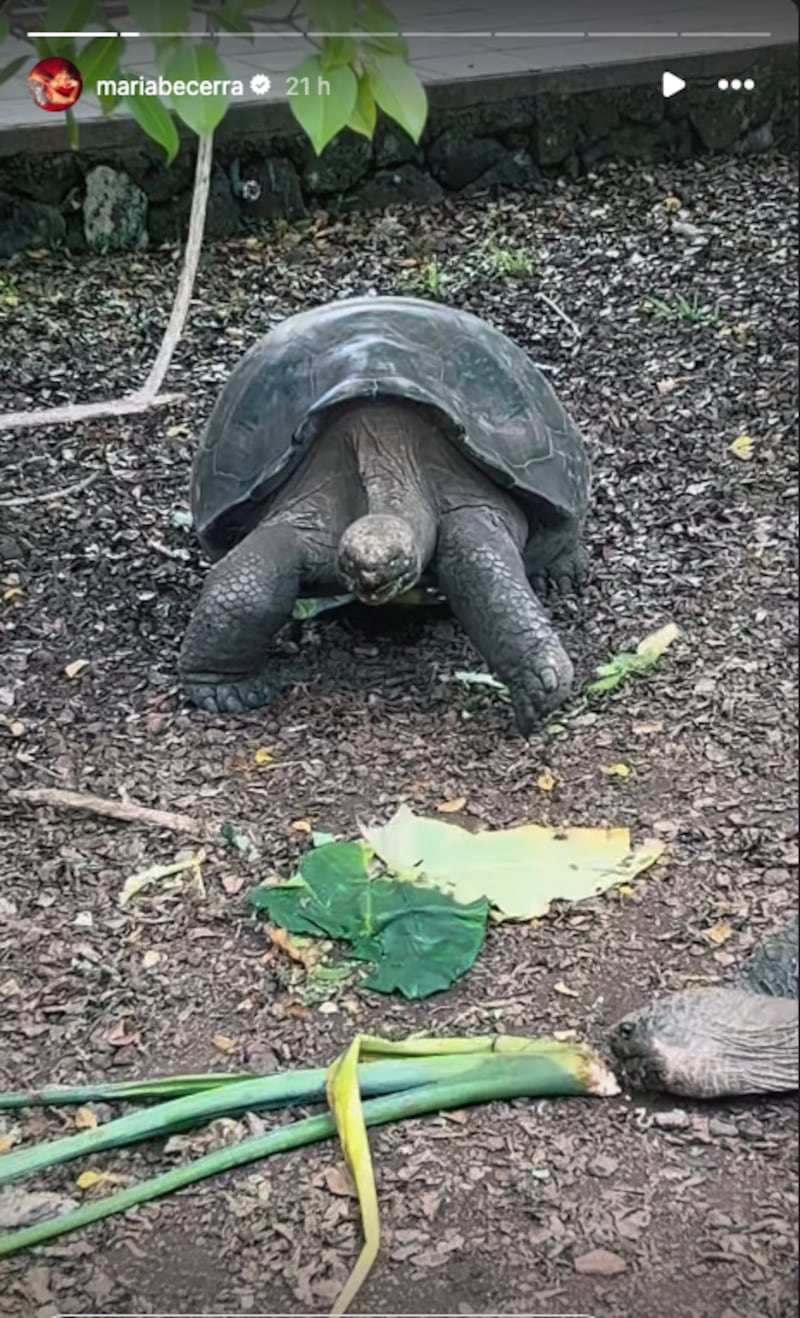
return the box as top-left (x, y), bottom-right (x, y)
top-left (327, 399), bottom-right (440, 602)
top-left (611, 988), bottom-right (799, 1099)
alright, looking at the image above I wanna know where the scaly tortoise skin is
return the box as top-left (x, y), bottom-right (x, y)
top-left (609, 920), bottom-right (799, 1098)
top-left (179, 296), bottom-right (591, 736)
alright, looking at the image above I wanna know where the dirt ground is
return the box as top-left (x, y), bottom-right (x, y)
top-left (0, 151), bottom-right (797, 1318)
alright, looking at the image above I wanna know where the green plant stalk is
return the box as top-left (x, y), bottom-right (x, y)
top-left (0, 1054), bottom-right (605, 1261)
top-left (0, 1053), bottom-right (550, 1186)
top-left (0, 1074), bottom-right (259, 1110)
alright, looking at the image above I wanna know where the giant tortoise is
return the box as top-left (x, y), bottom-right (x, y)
top-left (179, 295), bottom-right (591, 735)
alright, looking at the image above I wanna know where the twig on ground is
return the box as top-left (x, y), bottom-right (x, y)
top-left (537, 291), bottom-right (582, 339)
top-left (9, 787), bottom-right (207, 837)
top-left (0, 394), bottom-right (184, 436)
top-left (0, 470), bottom-right (103, 508)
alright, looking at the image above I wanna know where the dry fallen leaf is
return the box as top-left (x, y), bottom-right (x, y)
top-left (553, 981), bottom-right (579, 998)
top-left (63, 659), bottom-right (89, 680)
top-left (536, 771), bottom-right (556, 792)
top-left (707, 919), bottom-right (733, 946)
top-left (221, 875), bottom-right (244, 896)
top-left (74, 1106), bottom-right (98, 1131)
top-left (322, 1163), bottom-right (356, 1197)
top-left (656, 376), bottom-right (678, 395)
top-left (142, 949), bottom-right (161, 970)
top-left (76, 1169), bottom-right (117, 1192)
top-left (253, 746), bottom-right (274, 766)
top-left (0, 1134), bottom-right (16, 1153)
top-left (436, 797), bottom-right (466, 813)
top-left (267, 925), bottom-right (322, 970)
top-left (107, 1020), bottom-right (140, 1048)
top-left (212, 1034), bottom-right (237, 1054)
top-left (729, 434), bottom-right (754, 461)
top-left (633, 721), bottom-right (663, 735)
top-left (602, 762), bottom-right (632, 778)
top-left (291, 819), bottom-right (312, 833)
top-left (664, 194), bottom-right (682, 212)
top-left (574, 1248), bottom-right (627, 1277)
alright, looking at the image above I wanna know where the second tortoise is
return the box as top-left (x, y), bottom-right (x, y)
top-left (179, 296), bottom-right (591, 736)
top-left (609, 919), bottom-right (798, 1099)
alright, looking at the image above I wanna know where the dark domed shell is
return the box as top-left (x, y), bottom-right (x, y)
top-left (192, 295), bottom-right (591, 553)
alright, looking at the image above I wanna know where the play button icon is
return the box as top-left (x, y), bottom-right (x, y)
top-left (662, 70), bottom-right (686, 98)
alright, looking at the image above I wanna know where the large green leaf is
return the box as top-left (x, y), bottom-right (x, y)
top-left (0, 57), bottom-right (29, 87)
top-left (305, 0), bottom-right (357, 28)
top-left (163, 40), bottom-right (230, 135)
top-left (288, 56), bottom-right (358, 154)
top-left (362, 804), bottom-right (665, 922)
top-left (123, 89), bottom-right (181, 161)
top-left (47, 0), bottom-right (97, 34)
top-left (0, 14), bottom-right (9, 41)
top-left (76, 34), bottom-right (124, 87)
top-left (347, 72), bottom-right (377, 137)
top-left (250, 840), bottom-right (489, 999)
top-left (366, 55), bottom-right (426, 142)
top-left (359, 0), bottom-right (408, 57)
top-left (127, 0), bottom-right (192, 32)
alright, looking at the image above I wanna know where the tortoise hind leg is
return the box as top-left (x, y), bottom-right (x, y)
top-left (434, 507), bottom-right (574, 736)
top-left (179, 519), bottom-right (311, 714)
top-left (524, 520), bottom-right (589, 598)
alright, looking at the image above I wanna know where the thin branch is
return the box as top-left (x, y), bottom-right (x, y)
top-left (0, 469), bottom-right (102, 508)
top-left (536, 291), bottom-right (582, 340)
top-left (139, 133), bottom-right (215, 400)
top-left (9, 787), bottom-right (208, 838)
top-left (0, 392), bottom-right (183, 436)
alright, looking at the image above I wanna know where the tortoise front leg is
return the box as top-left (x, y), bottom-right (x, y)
top-left (179, 519), bottom-right (308, 714)
top-left (434, 507), bottom-right (574, 736)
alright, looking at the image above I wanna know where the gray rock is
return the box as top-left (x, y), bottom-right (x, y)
top-left (427, 129), bottom-right (506, 191)
top-left (374, 122), bottom-right (421, 168)
top-left (146, 194), bottom-right (192, 245)
top-left (83, 165), bottom-right (148, 252)
top-left (125, 148), bottom-right (195, 204)
top-left (534, 96), bottom-right (578, 166)
top-left (237, 157), bottom-right (307, 220)
top-left (4, 153), bottom-right (81, 206)
top-left (734, 122), bottom-right (775, 154)
top-left (204, 166), bottom-right (242, 238)
top-left (0, 191), bottom-right (66, 258)
top-left (302, 133), bottom-right (372, 194)
top-left (340, 165), bottom-right (444, 212)
top-left (464, 149), bottom-right (543, 193)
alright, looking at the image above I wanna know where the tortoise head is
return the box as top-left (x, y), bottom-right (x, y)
top-left (336, 514), bottom-right (422, 606)
top-left (609, 988), bottom-right (799, 1099)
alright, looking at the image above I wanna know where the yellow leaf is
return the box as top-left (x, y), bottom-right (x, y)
top-left (64, 659), bottom-right (89, 680)
top-left (730, 434), bottom-right (754, 461)
top-left (213, 1033), bottom-right (236, 1054)
top-left (0, 1133), bottom-right (16, 1153)
top-left (165, 424), bottom-right (189, 438)
top-left (76, 1169), bottom-right (111, 1191)
top-left (635, 622), bottom-right (682, 662)
top-left (361, 805), bottom-right (665, 922)
top-left (616, 883), bottom-right (636, 897)
top-left (707, 919), bottom-right (733, 946)
top-left (291, 819), bottom-right (312, 833)
top-left (253, 747), bottom-right (274, 766)
top-left (326, 1036), bottom-right (380, 1317)
top-left (602, 762), bottom-right (631, 778)
top-left (2, 586), bottom-right (23, 603)
top-left (664, 194), bottom-right (682, 212)
top-left (536, 771), bottom-right (556, 792)
top-left (633, 721), bottom-right (663, 735)
top-left (553, 981), bottom-right (579, 997)
top-left (436, 797), bottom-right (466, 813)
top-left (74, 1106), bottom-right (97, 1130)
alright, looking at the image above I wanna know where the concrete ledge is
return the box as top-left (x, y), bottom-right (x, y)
top-left (0, 43), bottom-right (796, 258)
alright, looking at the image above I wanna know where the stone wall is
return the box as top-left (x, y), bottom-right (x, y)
top-left (0, 45), bottom-right (796, 259)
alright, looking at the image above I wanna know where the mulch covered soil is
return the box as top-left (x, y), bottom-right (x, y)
top-left (0, 151), bottom-right (798, 1318)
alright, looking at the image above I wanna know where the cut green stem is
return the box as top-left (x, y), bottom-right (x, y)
top-left (0, 1055), bottom-right (604, 1261)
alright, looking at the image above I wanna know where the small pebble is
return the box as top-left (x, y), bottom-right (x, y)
top-left (709, 1118), bottom-right (738, 1138)
top-left (654, 1109), bottom-right (690, 1129)
top-left (587, 1155), bottom-right (619, 1177)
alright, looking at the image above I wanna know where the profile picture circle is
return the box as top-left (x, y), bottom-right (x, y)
top-left (27, 57), bottom-right (83, 112)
